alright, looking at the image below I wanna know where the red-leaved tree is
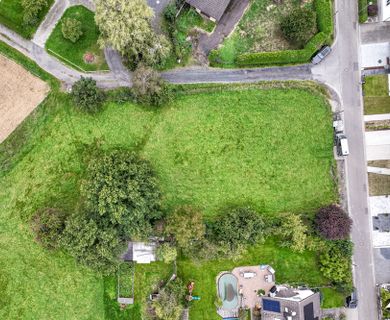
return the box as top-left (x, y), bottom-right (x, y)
top-left (315, 204), bottom-right (352, 240)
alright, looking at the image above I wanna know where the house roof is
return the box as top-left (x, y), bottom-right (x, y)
top-left (186, 0), bottom-right (232, 21)
top-left (121, 242), bottom-right (156, 264)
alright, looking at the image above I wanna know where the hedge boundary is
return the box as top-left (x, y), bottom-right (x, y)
top-left (358, 0), bottom-right (368, 23)
top-left (210, 0), bottom-right (334, 67)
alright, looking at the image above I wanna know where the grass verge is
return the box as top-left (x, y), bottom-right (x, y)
top-left (45, 5), bottom-right (108, 72)
top-left (363, 75), bottom-right (390, 114)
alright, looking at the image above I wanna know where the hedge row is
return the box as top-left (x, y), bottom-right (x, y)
top-left (234, 0), bottom-right (334, 67)
top-left (358, 0), bottom-right (368, 23)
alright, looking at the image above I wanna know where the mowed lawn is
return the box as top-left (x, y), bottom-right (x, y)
top-left (46, 6), bottom-right (108, 71)
top-left (0, 0), bottom-right (54, 38)
top-left (364, 75), bottom-right (390, 114)
top-left (0, 84), bottom-right (336, 318)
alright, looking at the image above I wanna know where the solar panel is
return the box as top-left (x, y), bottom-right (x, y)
top-left (262, 299), bottom-right (281, 313)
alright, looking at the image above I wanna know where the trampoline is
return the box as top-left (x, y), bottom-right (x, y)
top-left (217, 273), bottom-right (239, 310)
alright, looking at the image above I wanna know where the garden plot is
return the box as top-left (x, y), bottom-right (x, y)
top-left (0, 55), bottom-right (49, 143)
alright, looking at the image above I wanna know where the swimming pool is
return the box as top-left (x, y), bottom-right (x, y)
top-left (218, 273), bottom-right (239, 310)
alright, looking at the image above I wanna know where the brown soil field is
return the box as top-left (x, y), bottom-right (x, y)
top-left (0, 54), bottom-right (49, 143)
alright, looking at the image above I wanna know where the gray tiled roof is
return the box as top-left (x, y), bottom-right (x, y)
top-left (186, 0), bottom-right (232, 21)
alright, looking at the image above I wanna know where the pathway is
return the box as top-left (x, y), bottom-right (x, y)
top-left (364, 113), bottom-right (390, 121)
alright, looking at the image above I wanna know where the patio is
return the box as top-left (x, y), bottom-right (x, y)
top-left (216, 265), bottom-right (275, 318)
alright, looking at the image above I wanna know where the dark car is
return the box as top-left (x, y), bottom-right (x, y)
top-left (345, 288), bottom-right (358, 308)
top-left (312, 46), bottom-right (332, 64)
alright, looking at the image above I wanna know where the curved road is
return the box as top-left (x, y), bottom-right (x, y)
top-left (0, 0), bottom-right (378, 318)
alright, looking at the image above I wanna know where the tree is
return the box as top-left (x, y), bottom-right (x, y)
top-left (315, 205), bottom-right (352, 240)
top-left (165, 206), bottom-right (205, 253)
top-left (280, 8), bottom-right (317, 45)
top-left (152, 279), bottom-right (185, 320)
top-left (30, 208), bottom-right (66, 250)
top-left (132, 65), bottom-right (172, 106)
top-left (157, 243), bottom-right (177, 263)
top-left (211, 207), bottom-right (264, 249)
top-left (21, 0), bottom-right (47, 25)
top-left (63, 150), bottom-right (162, 273)
top-left (278, 213), bottom-right (308, 253)
top-left (71, 77), bottom-right (105, 112)
top-left (95, 0), bottom-right (170, 68)
top-left (62, 18), bottom-right (83, 43)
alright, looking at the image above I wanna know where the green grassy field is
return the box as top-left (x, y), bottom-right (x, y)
top-left (364, 75), bottom-right (390, 114)
top-left (0, 0), bottom-right (54, 39)
top-left (0, 39), bottom-right (339, 318)
top-left (45, 6), bottom-right (108, 71)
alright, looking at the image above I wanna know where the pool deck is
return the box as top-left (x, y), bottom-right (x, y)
top-left (231, 265), bottom-right (275, 309)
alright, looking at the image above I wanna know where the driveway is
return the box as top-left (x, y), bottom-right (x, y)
top-left (360, 22), bottom-right (390, 44)
top-left (198, 0), bottom-right (250, 54)
top-left (147, 0), bottom-right (171, 30)
top-left (365, 130), bottom-right (390, 161)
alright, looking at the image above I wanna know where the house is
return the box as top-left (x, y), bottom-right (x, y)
top-left (261, 286), bottom-right (321, 320)
top-left (121, 242), bottom-right (157, 264)
top-left (382, 0), bottom-right (390, 21)
top-left (185, 0), bottom-right (232, 22)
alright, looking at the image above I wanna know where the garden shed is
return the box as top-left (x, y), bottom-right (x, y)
top-left (185, 0), bottom-right (232, 22)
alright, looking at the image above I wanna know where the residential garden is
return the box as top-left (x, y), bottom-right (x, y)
top-left (45, 5), bottom-right (109, 72)
top-left (0, 0), bottom-right (54, 38)
top-left (363, 74), bottom-right (390, 115)
top-left (0, 39), bottom-right (353, 320)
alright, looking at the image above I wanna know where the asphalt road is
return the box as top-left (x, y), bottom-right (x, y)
top-left (313, 0), bottom-right (379, 318)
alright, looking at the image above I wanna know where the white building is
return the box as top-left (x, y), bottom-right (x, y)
top-left (382, 0), bottom-right (390, 21)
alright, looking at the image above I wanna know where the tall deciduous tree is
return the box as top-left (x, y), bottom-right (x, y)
top-left (21, 0), bottom-right (47, 25)
top-left (95, 0), bottom-right (170, 68)
top-left (278, 213), bottom-right (308, 253)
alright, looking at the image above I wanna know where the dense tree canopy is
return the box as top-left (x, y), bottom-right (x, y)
top-left (315, 204), bottom-right (352, 240)
top-left (165, 206), bottom-right (205, 252)
top-left (95, 0), bottom-right (170, 68)
top-left (211, 207), bottom-right (264, 249)
top-left (132, 65), bottom-right (172, 106)
top-left (281, 8), bottom-right (317, 45)
top-left (21, 0), bottom-right (47, 25)
top-left (63, 150), bottom-right (162, 273)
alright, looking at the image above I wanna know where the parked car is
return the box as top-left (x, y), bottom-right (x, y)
top-left (345, 288), bottom-right (358, 308)
top-left (312, 46), bottom-right (332, 64)
top-left (336, 133), bottom-right (349, 156)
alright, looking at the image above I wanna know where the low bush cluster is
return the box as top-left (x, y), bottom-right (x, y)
top-left (71, 77), bottom-right (105, 112)
top-left (358, 0), bottom-right (368, 23)
top-left (61, 18), bottom-right (83, 43)
top-left (231, 0), bottom-right (333, 67)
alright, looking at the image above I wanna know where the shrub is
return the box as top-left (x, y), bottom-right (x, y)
top-left (315, 205), bottom-right (352, 240)
top-left (165, 206), bottom-right (205, 253)
top-left (132, 65), bottom-right (172, 106)
top-left (157, 244), bottom-right (177, 263)
top-left (30, 208), bottom-right (66, 249)
top-left (152, 279), bottom-right (185, 320)
top-left (210, 207), bottom-right (264, 249)
top-left (62, 150), bottom-right (162, 273)
top-left (281, 8), bottom-right (317, 46)
top-left (319, 242), bottom-right (352, 285)
top-left (21, 0), bottom-right (47, 25)
top-left (61, 18), bottom-right (83, 43)
top-left (71, 77), bottom-right (105, 112)
top-left (278, 213), bottom-right (308, 253)
top-left (368, 4), bottom-right (378, 16)
top-left (314, 0), bottom-right (334, 39)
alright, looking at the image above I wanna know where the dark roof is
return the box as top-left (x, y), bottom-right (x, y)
top-left (262, 299), bottom-right (281, 313)
top-left (186, 0), bottom-right (231, 21)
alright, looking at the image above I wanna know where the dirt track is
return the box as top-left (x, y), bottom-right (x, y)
top-left (0, 54), bottom-right (49, 143)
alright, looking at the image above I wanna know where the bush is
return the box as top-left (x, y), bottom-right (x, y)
top-left (281, 8), bottom-right (317, 45)
top-left (278, 213), bottom-right (308, 253)
top-left (319, 242), bottom-right (352, 285)
top-left (367, 4), bottom-right (378, 16)
top-left (30, 208), bottom-right (66, 249)
top-left (165, 206), bottom-right (205, 254)
top-left (71, 77), bottom-right (105, 112)
top-left (157, 244), bottom-right (177, 263)
top-left (152, 279), bottom-right (185, 320)
top-left (21, 0), bottom-right (47, 25)
top-left (210, 207), bottom-right (264, 249)
top-left (315, 205), bottom-right (352, 240)
top-left (132, 65), bottom-right (172, 106)
top-left (314, 0), bottom-right (334, 39)
top-left (61, 18), bottom-right (83, 43)
top-left (62, 150), bottom-right (162, 273)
